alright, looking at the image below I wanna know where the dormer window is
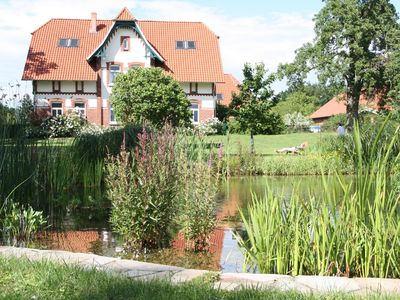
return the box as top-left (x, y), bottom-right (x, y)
top-left (176, 41), bottom-right (196, 49)
top-left (121, 36), bottom-right (130, 51)
top-left (187, 41), bottom-right (195, 49)
top-left (58, 38), bottom-right (79, 47)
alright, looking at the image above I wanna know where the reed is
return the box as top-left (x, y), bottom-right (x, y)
top-left (236, 121), bottom-right (400, 278)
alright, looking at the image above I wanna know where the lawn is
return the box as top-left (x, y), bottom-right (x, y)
top-left (204, 132), bottom-right (334, 155)
top-left (0, 257), bottom-right (394, 300)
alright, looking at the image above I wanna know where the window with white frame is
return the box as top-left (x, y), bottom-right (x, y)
top-left (109, 64), bottom-right (121, 84)
top-left (51, 102), bottom-right (63, 117)
top-left (190, 103), bottom-right (199, 123)
top-left (176, 41), bottom-right (196, 49)
top-left (74, 102), bottom-right (85, 116)
top-left (110, 105), bottom-right (117, 124)
top-left (58, 38), bottom-right (79, 47)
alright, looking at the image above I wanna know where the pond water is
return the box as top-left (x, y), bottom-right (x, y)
top-left (28, 176), bottom-right (339, 273)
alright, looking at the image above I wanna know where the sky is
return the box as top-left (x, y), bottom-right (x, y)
top-left (0, 0), bottom-right (399, 96)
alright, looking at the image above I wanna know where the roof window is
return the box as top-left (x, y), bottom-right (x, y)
top-left (176, 41), bottom-right (196, 49)
top-left (58, 38), bottom-right (79, 47)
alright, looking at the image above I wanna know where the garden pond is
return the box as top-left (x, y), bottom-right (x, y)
top-left (12, 176), bottom-right (343, 273)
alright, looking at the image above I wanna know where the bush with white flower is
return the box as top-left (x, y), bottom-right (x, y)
top-left (78, 123), bottom-right (107, 137)
top-left (41, 112), bottom-right (86, 138)
top-left (196, 117), bottom-right (225, 135)
top-left (283, 112), bottom-right (311, 131)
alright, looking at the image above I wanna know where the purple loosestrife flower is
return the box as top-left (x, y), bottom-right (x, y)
top-left (208, 151), bottom-right (213, 168)
top-left (219, 143), bottom-right (223, 160)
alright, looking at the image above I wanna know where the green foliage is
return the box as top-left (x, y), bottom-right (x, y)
top-left (106, 126), bottom-right (180, 251)
top-left (0, 103), bottom-right (16, 124)
top-left (179, 161), bottom-right (218, 251)
top-left (226, 119), bottom-right (243, 134)
top-left (278, 0), bottom-right (400, 129)
top-left (230, 63), bottom-right (284, 135)
top-left (236, 121), bottom-right (400, 278)
top-left (216, 103), bottom-right (230, 121)
top-left (273, 91), bottom-right (316, 116)
top-left (261, 153), bottom-right (351, 176)
top-left (111, 67), bottom-right (191, 127)
top-left (0, 201), bottom-right (46, 246)
top-left (321, 113), bottom-right (347, 131)
top-left (16, 94), bottom-right (34, 125)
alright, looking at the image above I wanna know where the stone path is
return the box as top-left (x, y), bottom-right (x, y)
top-left (1, 246), bottom-right (400, 296)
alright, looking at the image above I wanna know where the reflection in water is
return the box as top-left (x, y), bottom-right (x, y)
top-left (30, 176), bottom-right (340, 272)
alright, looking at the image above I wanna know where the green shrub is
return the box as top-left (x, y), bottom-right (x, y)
top-left (197, 118), bottom-right (226, 135)
top-left (227, 119), bottom-right (244, 134)
top-left (106, 126), bottom-right (180, 252)
top-left (321, 113), bottom-right (347, 131)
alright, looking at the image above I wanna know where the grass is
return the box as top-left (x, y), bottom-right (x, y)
top-left (0, 256), bottom-right (396, 300)
top-left (205, 132), bottom-right (334, 155)
top-left (235, 122), bottom-right (400, 278)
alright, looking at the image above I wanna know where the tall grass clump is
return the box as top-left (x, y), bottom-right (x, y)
top-left (177, 139), bottom-right (219, 251)
top-left (236, 120), bottom-right (400, 278)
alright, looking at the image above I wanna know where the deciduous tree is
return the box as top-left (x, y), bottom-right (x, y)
top-left (279, 0), bottom-right (400, 130)
top-left (110, 68), bottom-right (191, 127)
top-left (230, 63), bottom-right (284, 151)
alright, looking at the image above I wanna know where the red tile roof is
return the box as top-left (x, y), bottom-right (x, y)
top-left (310, 93), bottom-right (384, 120)
top-left (138, 21), bottom-right (224, 83)
top-left (22, 19), bottom-right (112, 81)
top-left (22, 8), bottom-right (224, 83)
top-left (216, 74), bottom-right (240, 106)
top-left (114, 7), bottom-right (136, 21)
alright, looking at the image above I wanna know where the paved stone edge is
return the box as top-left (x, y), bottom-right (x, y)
top-left (1, 246), bottom-right (400, 296)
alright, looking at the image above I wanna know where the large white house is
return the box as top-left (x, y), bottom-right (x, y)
top-left (22, 7), bottom-right (238, 126)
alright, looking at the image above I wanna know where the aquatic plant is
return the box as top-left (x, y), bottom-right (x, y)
top-left (0, 201), bottom-right (46, 246)
top-left (236, 121), bottom-right (400, 278)
top-left (106, 125), bottom-right (180, 251)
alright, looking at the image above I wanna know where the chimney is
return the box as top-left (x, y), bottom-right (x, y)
top-left (90, 12), bottom-right (97, 33)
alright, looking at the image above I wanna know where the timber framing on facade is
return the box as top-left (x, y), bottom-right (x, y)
top-left (22, 7), bottom-right (239, 126)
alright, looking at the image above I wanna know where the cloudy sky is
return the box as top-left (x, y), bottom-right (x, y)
top-left (0, 0), bottom-right (399, 94)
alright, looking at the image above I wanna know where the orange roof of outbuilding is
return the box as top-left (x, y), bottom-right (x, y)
top-left (310, 93), bottom-right (384, 120)
top-left (22, 8), bottom-right (224, 83)
top-left (216, 74), bottom-right (240, 106)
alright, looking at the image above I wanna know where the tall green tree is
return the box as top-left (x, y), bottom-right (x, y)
top-left (110, 67), bottom-right (191, 128)
top-left (229, 63), bottom-right (284, 151)
top-left (279, 0), bottom-right (400, 130)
